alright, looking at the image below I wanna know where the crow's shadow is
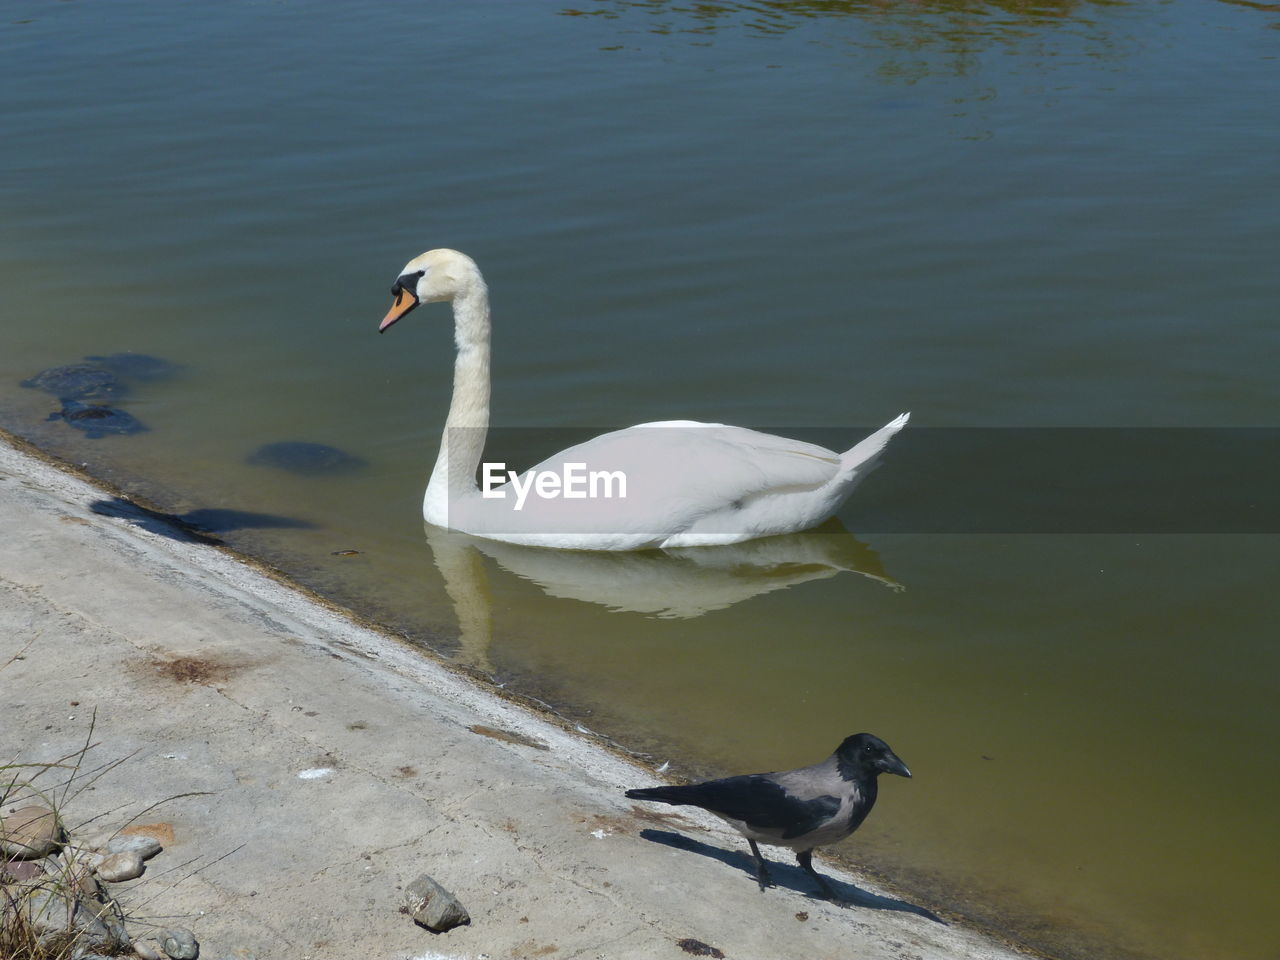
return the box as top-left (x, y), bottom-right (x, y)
top-left (638, 829), bottom-right (944, 923)
top-left (90, 497), bottom-right (314, 546)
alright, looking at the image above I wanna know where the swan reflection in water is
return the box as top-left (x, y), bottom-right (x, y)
top-left (424, 519), bottom-right (901, 670)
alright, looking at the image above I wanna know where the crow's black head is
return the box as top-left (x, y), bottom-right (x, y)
top-left (835, 733), bottom-right (912, 781)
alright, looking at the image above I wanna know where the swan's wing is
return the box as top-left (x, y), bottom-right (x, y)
top-left (478, 423), bottom-right (842, 543)
top-left (546, 423), bottom-right (840, 497)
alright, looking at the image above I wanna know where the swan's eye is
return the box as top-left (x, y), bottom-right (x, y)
top-left (391, 270), bottom-right (425, 296)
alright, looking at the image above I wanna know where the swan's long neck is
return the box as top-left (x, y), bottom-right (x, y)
top-left (424, 282), bottom-right (491, 525)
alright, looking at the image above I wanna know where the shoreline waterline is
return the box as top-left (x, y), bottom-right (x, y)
top-left (0, 426), bottom-right (1041, 960)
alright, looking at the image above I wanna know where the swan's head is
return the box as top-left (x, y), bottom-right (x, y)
top-left (379, 248), bottom-right (484, 333)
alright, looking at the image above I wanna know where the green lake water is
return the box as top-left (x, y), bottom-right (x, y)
top-left (2, 3), bottom-right (1278, 958)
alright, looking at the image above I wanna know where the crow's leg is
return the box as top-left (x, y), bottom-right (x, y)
top-left (748, 839), bottom-right (773, 891)
top-left (796, 849), bottom-right (844, 904)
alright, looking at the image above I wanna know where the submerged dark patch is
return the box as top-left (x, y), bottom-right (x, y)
top-left (21, 362), bottom-right (127, 402)
top-left (245, 441), bottom-right (368, 476)
top-left (83, 352), bottom-right (183, 382)
top-left (48, 401), bottom-right (147, 438)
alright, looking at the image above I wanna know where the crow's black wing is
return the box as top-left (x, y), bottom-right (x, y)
top-left (639, 775), bottom-right (841, 839)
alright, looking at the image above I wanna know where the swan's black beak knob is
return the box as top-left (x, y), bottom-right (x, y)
top-left (379, 284), bottom-right (419, 333)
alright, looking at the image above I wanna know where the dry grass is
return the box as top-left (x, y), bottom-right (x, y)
top-left (2, 702), bottom-right (131, 959)
top-left (1, 641), bottom-right (210, 959)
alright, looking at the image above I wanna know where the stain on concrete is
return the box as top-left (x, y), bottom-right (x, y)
top-left (120, 821), bottom-right (175, 846)
top-left (468, 724), bottom-right (550, 751)
top-left (149, 655), bottom-right (236, 685)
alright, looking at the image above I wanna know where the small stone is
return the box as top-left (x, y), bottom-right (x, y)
top-left (17, 887), bottom-right (126, 951)
top-left (403, 873), bottom-right (470, 932)
top-left (75, 849), bottom-right (107, 871)
top-left (34, 851), bottom-right (67, 875)
top-left (676, 939), bottom-right (726, 958)
top-left (133, 940), bottom-right (163, 960)
top-left (75, 866), bottom-right (107, 900)
top-left (108, 834), bottom-right (163, 860)
top-left (101, 912), bottom-right (132, 949)
top-left (57, 852), bottom-right (107, 900)
top-left (97, 851), bottom-right (145, 882)
top-left (0, 855), bottom-right (45, 882)
top-left (81, 828), bottom-right (116, 853)
top-left (162, 926), bottom-right (199, 959)
top-left (0, 805), bottom-right (61, 859)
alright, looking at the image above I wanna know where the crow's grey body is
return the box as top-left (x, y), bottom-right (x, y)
top-left (625, 732), bottom-right (910, 900)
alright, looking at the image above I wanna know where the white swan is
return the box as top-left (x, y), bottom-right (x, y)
top-left (379, 248), bottom-right (908, 551)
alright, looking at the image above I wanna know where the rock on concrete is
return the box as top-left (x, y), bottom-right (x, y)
top-left (107, 834), bottom-right (163, 859)
top-left (161, 927), bottom-right (199, 959)
top-left (96, 850), bottom-right (146, 882)
top-left (0, 805), bottom-right (61, 859)
top-left (6, 883), bottom-right (130, 955)
top-left (404, 873), bottom-right (471, 932)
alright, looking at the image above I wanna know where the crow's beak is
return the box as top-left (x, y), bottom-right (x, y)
top-left (379, 285), bottom-right (419, 333)
top-left (883, 753), bottom-right (912, 779)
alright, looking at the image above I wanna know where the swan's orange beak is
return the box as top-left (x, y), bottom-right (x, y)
top-left (379, 287), bottom-right (419, 333)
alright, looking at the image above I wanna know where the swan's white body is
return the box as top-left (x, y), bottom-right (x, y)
top-left (379, 249), bottom-right (908, 552)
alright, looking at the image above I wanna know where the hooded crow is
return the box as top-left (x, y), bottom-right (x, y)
top-left (625, 732), bottom-right (910, 901)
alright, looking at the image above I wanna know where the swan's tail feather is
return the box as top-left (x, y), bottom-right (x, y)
top-left (839, 412), bottom-right (910, 475)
